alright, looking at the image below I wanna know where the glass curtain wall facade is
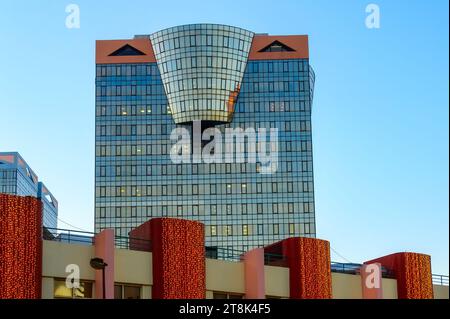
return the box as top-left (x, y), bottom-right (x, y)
top-left (95, 24), bottom-right (316, 253)
top-left (0, 152), bottom-right (58, 230)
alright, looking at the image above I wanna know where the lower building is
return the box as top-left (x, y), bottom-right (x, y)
top-left (0, 193), bottom-right (448, 299)
top-left (0, 152), bottom-right (58, 232)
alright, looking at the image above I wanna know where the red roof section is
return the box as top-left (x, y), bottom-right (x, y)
top-left (96, 38), bottom-right (156, 64)
top-left (248, 35), bottom-right (309, 60)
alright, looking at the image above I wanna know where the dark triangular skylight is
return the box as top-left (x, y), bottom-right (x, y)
top-left (109, 44), bottom-right (146, 56)
top-left (259, 40), bottom-right (295, 52)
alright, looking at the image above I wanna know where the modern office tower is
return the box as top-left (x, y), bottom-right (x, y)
top-left (0, 152), bottom-right (58, 230)
top-left (95, 24), bottom-right (316, 252)
top-left (38, 182), bottom-right (59, 232)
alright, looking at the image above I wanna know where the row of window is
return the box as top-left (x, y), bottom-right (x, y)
top-left (96, 104), bottom-right (167, 117)
top-left (97, 202), bottom-right (314, 218)
top-left (96, 59), bottom-right (309, 77)
top-left (96, 85), bottom-right (163, 97)
top-left (95, 80), bottom-right (309, 97)
top-left (163, 81), bottom-right (239, 98)
top-left (212, 292), bottom-right (243, 299)
top-left (95, 121), bottom-right (311, 137)
top-left (96, 59), bottom-right (309, 76)
top-left (95, 59), bottom-right (310, 79)
top-left (96, 162), bottom-right (312, 176)
top-left (0, 170), bottom-right (16, 179)
top-left (246, 60), bottom-right (309, 73)
top-left (0, 185), bottom-right (16, 193)
top-left (159, 55), bottom-right (246, 74)
top-left (95, 181), bottom-right (314, 198)
top-left (153, 33), bottom-right (251, 54)
top-left (96, 160), bottom-right (312, 177)
top-left (53, 278), bottom-right (285, 299)
top-left (96, 64), bottom-right (158, 77)
top-left (54, 279), bottom-right (141, 299)
top-left (95, 143), bottom-right (312, 159)
top-left (242, 81), bottom-right (309, 94)
top-left (208, 223), bottom-right (312, 236)
top-left (152, 24), bottom-right (252, 38)
top-left (100, 223), bottom-right (313, 238)
top-left (95, 100), bottom-right (312, 117)
top-left (96, 124), bottom-right (169, 136)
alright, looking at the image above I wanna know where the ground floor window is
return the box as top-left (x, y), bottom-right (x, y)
top-left (54, 279), bottom-right (93, 299)
top-left (114, 284), bottom-right (141, 299)
top-left (213, 291), bottom-right (244, 299)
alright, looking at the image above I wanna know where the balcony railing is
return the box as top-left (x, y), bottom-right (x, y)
top-left (330, 261), bottom-right (396, 278)
top-left (206, 247), bottom-right (246, 261)
top-left (43, 227), bottom-right (151, 251)
top-left (114, 234), bottom-right (152, 251)
top-left (44, 227), bottom-right (94, 245)
top-left (264, 253), bottom-right (288, 266)
top-left (432, 274), bottom-right (449, 286)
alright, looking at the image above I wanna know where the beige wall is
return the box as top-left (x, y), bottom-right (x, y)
top-left (206, 259), bottom-right (245, 295)
top-left (114, 249), bottom-right (152, 298)
top-left (331, 273), bottom-right (397, 299)
top-left (332, 273), bottom-right (362, 299)
top-left (115, 249), bottom-right (152, 285)
top-left (433, 285), bottom-right (449, 299)
top-left (205, 259), bottom-right (400, 300)
top-left (265, 266), bottom-right (289, 298)
top-left (43, 241), bottom-right (96, 280)
top-left (205, 260), bottom-right (290, 299)
top-left (381, 278), bottom-right (398, 299)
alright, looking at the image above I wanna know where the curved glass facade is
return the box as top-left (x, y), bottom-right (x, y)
top-left (150, 24), bottom-right (254, 124)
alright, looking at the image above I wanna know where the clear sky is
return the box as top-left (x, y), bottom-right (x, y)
top-left (0, 0), bottom-right (448, 274)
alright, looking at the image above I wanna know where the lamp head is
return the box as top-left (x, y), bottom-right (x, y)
top-left (90, 257), bottom-right (108, 270)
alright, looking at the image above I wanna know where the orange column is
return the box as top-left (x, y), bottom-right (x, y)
top-left (130, 218), bottom-right (205, 299)
top-left (94, 229), bottom-right (115, 299)
top-left (284, 237), bottom-right (332, 299)
top-left (0, 194), bottom-right (42, 299)
top-left (264, 237), bottom-right (332, 299)
top-left (244, 248), bottom-right (265, 299)
top-left (365, 252), bottom-right (433, 299)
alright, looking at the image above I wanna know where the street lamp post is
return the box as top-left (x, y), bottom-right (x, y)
top-left (90, 257), bottom-right (108, 299)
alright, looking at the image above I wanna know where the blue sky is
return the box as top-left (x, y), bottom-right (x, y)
top-left (0, 0), bottom-right (448, 274)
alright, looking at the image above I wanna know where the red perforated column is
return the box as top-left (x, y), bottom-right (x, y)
top-left (365, 252), bottom-right (433, 299)
top-left (130, 218), bottom-right (205, 299)
top-left (283, 237), bottom-right (332, 299)
top-left (0, 194), bottom-right (42, 299)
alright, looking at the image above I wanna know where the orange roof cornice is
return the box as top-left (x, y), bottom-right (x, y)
top-left (249, 35), bottom-right (309, 60)
top-left (96, 38), bottom-right (156, 64)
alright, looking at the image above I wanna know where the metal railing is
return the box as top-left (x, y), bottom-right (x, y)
top-left (330, 262), bottom-right (362, 275)
top-left (330, 262), bottom-right (396, 278)
top-left (114, 235), bottom-right (152, 251)
top-left (205, 248), bottom-right (289, 266)
top-left (43, 227), bottom-right (151, 251)
top-left (432, 274), bottom-right (449, 286)
top-left (206, 247), bottom-right (246, 261)
top-left (44, 227), bottom-right (95, 245)
top-left (264, 253), bottom-right (288, 266)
